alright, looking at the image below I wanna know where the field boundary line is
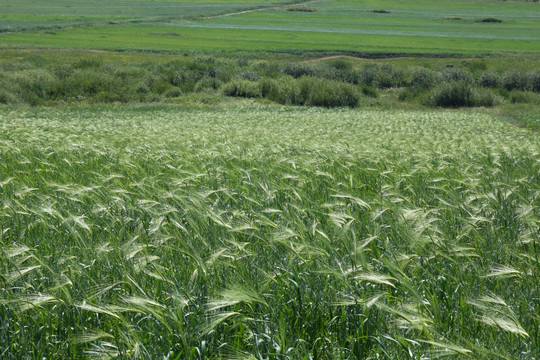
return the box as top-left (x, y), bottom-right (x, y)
top-left (203, 0), bottom-right (321, 19)
top-left (301, 55), bottom-right (411, 62)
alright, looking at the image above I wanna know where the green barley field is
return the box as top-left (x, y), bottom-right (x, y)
top-left (1, 0), bottom-right (540, 358)
top-left (1, 105), bottom-right (539, 359)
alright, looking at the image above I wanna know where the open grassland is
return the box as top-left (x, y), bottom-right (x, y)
top-left (1, 0), bottom-right (539, 54)
top-left (1, 106), bottom-right (539, 359)
top-left (0, 0), bottom-right (295, 32)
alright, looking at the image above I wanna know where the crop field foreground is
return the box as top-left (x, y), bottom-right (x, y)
top-left (0, 106), bottom-right (539, 359)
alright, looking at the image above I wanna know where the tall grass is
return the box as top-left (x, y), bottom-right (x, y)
top-left (0, 106), bottom-right (539, 359)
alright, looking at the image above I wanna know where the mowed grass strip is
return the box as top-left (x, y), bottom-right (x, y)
top-left (1, 23), bottom-right (538, 54)
top-left (0, 106), bottom-right (539, 359)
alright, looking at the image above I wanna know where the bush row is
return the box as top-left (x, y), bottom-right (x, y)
top-left (0, 56), bottom-right (538, 108)
top-left (223, 76), bottom-right (360, 108)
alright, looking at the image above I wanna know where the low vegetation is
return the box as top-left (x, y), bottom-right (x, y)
top-left (0, 53), bottom-right (538, 109)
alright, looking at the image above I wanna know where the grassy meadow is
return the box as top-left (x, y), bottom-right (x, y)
top-left (1, 0), bottom-right (539, 54)
top-left (1, 105), bottom-right (539, 359)
top-left (0, 0), bottom-right (295, 32)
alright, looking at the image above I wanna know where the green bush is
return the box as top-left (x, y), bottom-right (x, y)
top-left (140, 75), bottom-right (170, 95)
top-left (260, 76), bottom-right (302, 105)
top-left (309, 77), bottom-right (347, 106)
top-left (441, 67), bottom-right (473, 84)
top-left (72, 58), bottom-right (103, 69)
top-left (408, 67), bottom-right (441, 89)
top-left (373, 63), bottom-right (404, 88)
top-left (12, 69), bottom-right (59, 105)
top-left (398, 87), bottom-right (425, 102)
top-left (0, 88), bottom-right (17, 104)
top-left (501, 90), bottom-right (540, 104)
top-left (328, 59), bottom-right (353, 71)
top-left (259, 78), bottom-right (282, 99)
top-left (478, 71), bottom-right (502, 88)
top-left (428, 81), bottom-right (498, 108)
top-left (527, 70), bottom-right (540, 92)
top-left (502, 70), bottom-right (530, 91)
top-left (281, 63), bottom-right (315, 78)
top-left (236, 70), bottom-right (260, 81)
top-left (113, 65), bottom-right (147, 81)
top-left (261, 76), bottom-right (359, 108)
top-left (65, 69), bottom-right (122, 96)
top-left (163, 87), bottom-right (182, 98)
top-left (222, 80), bottom-right (261, 98)
top-left (359, 84), bottom-right (379, 98)
top-left (359, 64), bottom-right (379, 86)
top-left (472, 87), bottom-right (500, 107)
top-left (194, 77), bottom-right (223, 92)
top-left (133, 82), bottom-right (150, 94)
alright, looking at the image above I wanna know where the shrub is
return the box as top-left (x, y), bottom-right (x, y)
top-left (163, 87), bottom-right (182, 98)
top-left (472, 87), bottom-right (500, 107)
top-left (502, 90), bottom-right (539, 104)
top-left (259, 78), bottom-right (282, 100)
top-left (113, 66), bottom-right (147, 81)
top-left (236, 70), bottom-right (260, 82)
top-left (328, 59), bottom-right (353, 71)
top-left (428, 81), bottom-right (498, 108)
top-left (222, 80), bottom-right (261, 98)
top-left (259, 76), bottom-right (359, 108)
top-left (442, 67), bottom-right (473, 84)
top-left (148, 78), bottom-right (172, 95)
top-left (478, 17), bottom-right (503, 23)
top-left (408, 67), bottom-right (441, 89)
top-left (298, 77), bottom-right (359, 108)
top-left (0, 89), bottom-right (17, 104)
top-left (374, 64), bottom-right (404, 88)
top-left (398, 87), bottom-right (425, 102)
top-left (478, 71), bottom-right (501, 88)
top-left (286, 7), bottom-right (316, 12)
top-left (527, 70), bottom-right (540, 92)
top-left (66, 69), bottom-right (122, 96)
top-left (502, 70), bottom-right (530, 91)
top-left (281, 63), bottom-right (315, 78)
top-left (165, 67), bottom-right (205, 92)
top-left (359, 64), bottom-right (379, 86)
top-left (194, 77), bottom-right (223, 92)
top-left (260, 76), bottom-right (302, 105)
top-left (359, 84), bottom-right (378, 98)
top-left (312, 63), bottom-right (343, 81)
top-left (72, 58), bottom-right (103, 69)
top-left (12, 69), bottom-right (58, 105)
top-left (133, 82), bottom-right (150, 94)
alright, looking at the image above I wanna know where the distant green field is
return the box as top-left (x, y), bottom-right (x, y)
top-left (1, 0), bottom-right (539, 54)
top-left (0, 0), bottom-right (295, 32)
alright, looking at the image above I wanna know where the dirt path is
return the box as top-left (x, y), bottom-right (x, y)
top-left (203, 0), bottom-right (321, 19)
top-left (302, 55), bottom-right (410, 63)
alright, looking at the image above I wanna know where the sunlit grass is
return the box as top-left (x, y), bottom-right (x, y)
top-left (0, 105), bottom-right (539, 359)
